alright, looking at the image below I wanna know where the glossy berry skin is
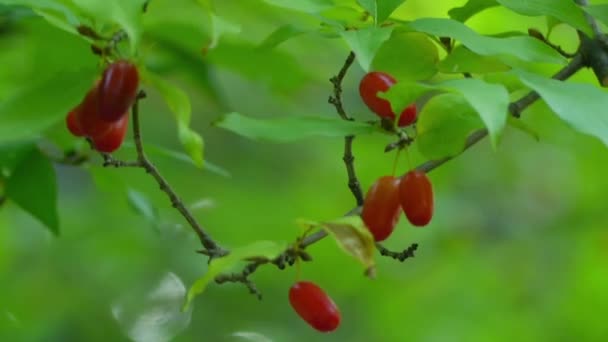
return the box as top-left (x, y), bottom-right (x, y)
top-left (289, 281), bottom-right (341, 333)
top-left (66, 108), bottom-right (85, 137)
top-left (359, 71), bottom-right (396, 119)
top-left (78, 85), bottom-right (116, 139)
top-left (361, 176), bottom-right (402, 241)
top-left (397, 103), bottom-right (417, 127)
top-left (92, 112), bottom-right (129, 153)
top-left (98, 60), bottom-right (139, 122)
top-left (399, 170), bottom-right (433, 227)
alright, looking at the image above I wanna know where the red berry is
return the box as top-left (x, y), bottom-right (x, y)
top-left (399, 170), bottom-right (433, 227)
top-left (92, 112), bottom-right (129, 153)
top-left (78, 85), bottom-right (115, 139)
top-left (98, 60), bottom-right (139, 122)
top-left (289, 281), bottom-right (341, 333)
top-left (359, 71), bottom-right (396, 119)
top-left (397, 103), bottom-right (417, 127)
top-left (66, 107), bottom-right (85, 137)
top-left (361, 175), bottom-right (402, 241)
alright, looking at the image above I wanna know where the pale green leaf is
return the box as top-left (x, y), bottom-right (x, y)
top-left (340, 26), bottom-right (393, 71)
top-left (371, 31), bottom-right (439, 81)
top-left (262, 0), bottom-right (333, 13)
top-left (448, 0), bottom-right (498, 22)
top-left (214, 112), bottom-right (378, 142)
top-left (357, 0), bottom-right (404, 24)
top-left (438, 46), bottom-right (510, 74)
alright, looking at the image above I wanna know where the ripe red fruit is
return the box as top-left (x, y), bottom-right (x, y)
top-left (98, 60), bottom-right (139, 122)
top-left (397, 103), bottom-right (417, 127)
top-left (361, 175), bottom-right (402, 241)
top-left (359, 71), bottom-right (396, 119)
top-left (92, 112), bottom-right (129, 153)
top-left (399, 170), bottom-right (433, 227)
top-left (78, 85), bottom-right (115, 139)
top-left (66, 108), bottom-right (85, 137)
top-left (289, 281), bottom-right (341, 333)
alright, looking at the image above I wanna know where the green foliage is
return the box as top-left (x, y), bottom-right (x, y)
top-left (449, 0), bottom-right (497, 22)
top-left (371, 31), bottom-right (438, 81)
top-left (340, 25), bottom-right (393, 71)
top-left (438, 46), bottom-right (510, 74)
top-left (5, 147), bottom-right (59, 234)
top-left (214, 112), bottom-right (379, 142)
top-left (584, 5), bottom-right (608, 28)
top-left (357, 0), bottom-right (405, 24)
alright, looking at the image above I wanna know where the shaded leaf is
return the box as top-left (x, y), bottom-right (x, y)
top-left (258, 24), bottom-right (309, 50)
top-left (371, 31), bottom-right (439, 81)
top-left (417, 94), bottom-right (484, 159)
top-left (298, 216), bottom-right (376, 278)
top-left (379, 82), bottom-right (433, 119)
top-left (438, 46), bottom-right (510, 74)
top-left (340, 26), bottom-right (393, 71)
top-left (507, 116), bottom-right (540, 142)
top-left (143, 70), bottom-right (205, 168)
top-left (262, 0), bottom-right (333, 13)
top-left (448, 0), bottom-right (498, 22)
top-left (214, 112), bottom-right (378, 142)
top-left (410, 18), bottom-right (566, 65)
top-left (516, 70), bottom-right (608, 147)
top-left (128, 189), bottom-right (159, 229)
top-left (5, 148), bottom-right (59, 234)
top-left (357, 0), bottom-right (405, 24)
top-left (584, 5), bottom-right (608, 28)
top-left (0, 68), bottom-right (97, 144)
top-left (184, 241), bottom-right (286, 310)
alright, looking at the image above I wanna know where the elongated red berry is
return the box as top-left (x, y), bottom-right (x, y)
top-left (66, 107), bottom-right (85, 137)
top-left (359, 71), bottom-right (396, 119)
top-left (397, 103), bottom-right (417, 127)
top-left (289, 281), bottom-right (341, 333)
top-left (92, 112), bottom-right (129, 153)
top-left (98, 60), bottom-right (139, 122)
top-left (399, 170), bottom-right (433, 226)
top-left (361, 175), bottom-right (402, 241)
top-left (78, 85), bottom-right (115, 139)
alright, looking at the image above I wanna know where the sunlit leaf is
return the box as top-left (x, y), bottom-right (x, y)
top-left (0, 68), bottom-right (97, 144)
top-left (516, 69), bottom-right (608, 147)
top-left (112, 272), bottom-right (192, 342)
top-left (438, 46), bottom-right (510, 74)
top-left (417, 93), bottom-right (484, 159)
top-left (262, 0), bottom-right (333, 13)
top-left (379, 81), bottom-right (433, 119)
top-left (448, 0), bottom-right (498, 22)
top-left (372, 31), bottom-right (439, 81)
top-left (357, 0), bottom-right (405, 24)
top-left (214, 112), bottom-right (379, 142)
top-left (143, 70), bottom-right (205, 168)
top-left (298, 216), bottom-right (376, 278)
top-left (340, 25), bottom-right (393, 71)
top-left (184, 241), bottom-right (286, 310)
top-left (5, 148), bottom-right (59, 234)
top-left (410, 18), bottom-right (566, 65)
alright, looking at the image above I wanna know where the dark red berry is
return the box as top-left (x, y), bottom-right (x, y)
top-left (397, 103), bottom-right (417, 127)
top-left (361, 176), bottom-right (402, 241)
top-left (399, 170), bottom-right (433, 227)
top-left (66, 107), bottom-right (85, 137)
top-left (289, 281), bottom-right (341, 333)
top-left (78, 84), bottom-right (115, 139)
top-left (98, 60), bottom-right (139, 122)
top-left (359, 71), bottom-right (396, 119)
top-left (92, 112), bottom-right (129, 153)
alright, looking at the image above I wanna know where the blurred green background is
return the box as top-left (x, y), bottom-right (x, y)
top-left (2, 0), bottom-right (608, 341)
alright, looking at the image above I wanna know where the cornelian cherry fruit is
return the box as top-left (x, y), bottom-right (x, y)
top-left (66, 108), bottom-right (85, 137)
top-left (289, 281), bottom-right (341, 333)
top-left (399, 170), bottom-right (433, 227)
top-left (397, 103), bottom-right (417, 127)
top-left (361, 175), bottom-right (402, 241)
top-left (98, 60), bottom-right (139, 122)
top-left (77, 85), bottom-right (116, 139)
top-left (92, 113), bottom-right (129, 153)
top-left (359, 71), bottom-right (396, 119)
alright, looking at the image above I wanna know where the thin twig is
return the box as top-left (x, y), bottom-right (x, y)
top-left (528, 28), bottom-right (577, 58)
top-left (329, 51), bottom-right (365, 206)
top-left (376, 243), bottom-right (418, 262)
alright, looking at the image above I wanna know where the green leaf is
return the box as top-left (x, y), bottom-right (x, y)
top-left (262, 0), bottom-right (333, 13)
top-left (409, 18), bottom-right (566, 65)
top-left (127, 189), bottom-right (159, 228)
top-left (214, 112), bottom-right (378, 142)
top-left (143, 70), bottom-right (205, 168)
top-left (438, 46), bottom-right (510, 74)
top-left (371, 31), bottom-right (439, 81)
top-left (258, 24), bottom-right (309, 50)
top-left (496, 0), bottom-right (592, 37)
top-left (584, 5), bottom-right (608, 28)
top-left (0, 68), bottom-right (97, 144)
top-left (378, 82), bottom-right (433, 119)
top-left (0, 143), bottom-right (36, 177)
top-left (340, 26), bottom-right (394, 71)
top-left (71, 0), bottom-right (146, 53)
top-left (184, 241), bottom-right (286, 310)
top-left (298, 216), bottom-right (376, 278)
top-left (515, 69), bottom-right (608, 147)
top-left (417, 93), bottom-right (484, 159)
top-left (357, 0), bottom-right (404, 24)
top-left (448, 0), bottom-right (498, 22)
top-left (440, 78), bottom-right (509, 148)
top-left (507, 116), bottom-right (540, 142)
top-left (205, 14), bottom-right (241, 51)
top-left (5, 148), bottom-right (59, 234)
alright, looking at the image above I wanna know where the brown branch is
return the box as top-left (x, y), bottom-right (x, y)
top-left (329, 51), bottom-right (364, 206)
top-left (576, 0), bottom-right (603, 38)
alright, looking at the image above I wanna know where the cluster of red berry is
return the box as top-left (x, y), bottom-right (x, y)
top-left (66, 60), bottom-right (139, 153)
top-left (359, 71), bottom-right (434, 241)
